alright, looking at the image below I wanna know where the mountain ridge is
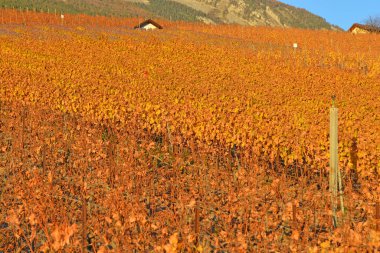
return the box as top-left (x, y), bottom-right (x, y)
top-left (0, 0), bottom-right (342, 30)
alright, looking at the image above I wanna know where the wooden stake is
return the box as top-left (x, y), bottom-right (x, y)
top-left (376, 202), bottom-right (380, 231)
top-left (82, 185), bottom-right (87, 253)
top-left (195, 203), bottom-right (200, 244)
top-left (82, 154), bottom-right (88, 252)
top-left (292, 202), bottom-right (297, 229)
top-left (330, 95), bottom-right (339, 227)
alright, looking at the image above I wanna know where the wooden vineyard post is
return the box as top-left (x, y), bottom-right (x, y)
top-left (376, 202), bottom-right (380, 231)
top-left (195, 203), bottom-right (200, 244)
top-left (82, 159), bottom-right (88, 252)
top-left (329, 96), bottom-right (345, 228)
top-left (292, 202), bottom-right (297, 229)
top-left (82, 175), bottom-right (87, 253)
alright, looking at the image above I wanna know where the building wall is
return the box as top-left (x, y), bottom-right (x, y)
top-left (351, 27), bottom-right (369, 34)
top-left (142, 23), bottom-right (158, 30)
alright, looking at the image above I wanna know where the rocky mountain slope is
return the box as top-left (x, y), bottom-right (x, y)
top-left (0, 0), bottom-right (341, 30)
top-left (172, 0), bottom-right (339, 30)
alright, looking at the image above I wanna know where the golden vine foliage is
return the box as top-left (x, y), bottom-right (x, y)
top-left (0, 17), bottom-right (379, 177)
top-left (0, 10), bottom-right (379, 252)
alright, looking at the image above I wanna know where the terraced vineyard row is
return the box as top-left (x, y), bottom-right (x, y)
top-left (1, 23), bottom-right (379, 176)
top-left (0, 10), bottom-right (379, 252)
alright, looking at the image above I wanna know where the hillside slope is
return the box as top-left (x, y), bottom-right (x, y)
top-left (171, 0), bottom-right (339, 30)
top-left (0, 0), bottom-right (340, 30)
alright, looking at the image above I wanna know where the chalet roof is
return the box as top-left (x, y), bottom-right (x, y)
top-left (134, 19), bottom-right (163, 29)
top-left (348, 23), bottom-right (380, 33)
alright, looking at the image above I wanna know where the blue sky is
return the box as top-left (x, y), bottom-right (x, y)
top-left (281, 0), bottom-right (380, 30)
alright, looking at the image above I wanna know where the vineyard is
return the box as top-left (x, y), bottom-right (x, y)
top-left (0, 9), bottom-right (380, 252)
